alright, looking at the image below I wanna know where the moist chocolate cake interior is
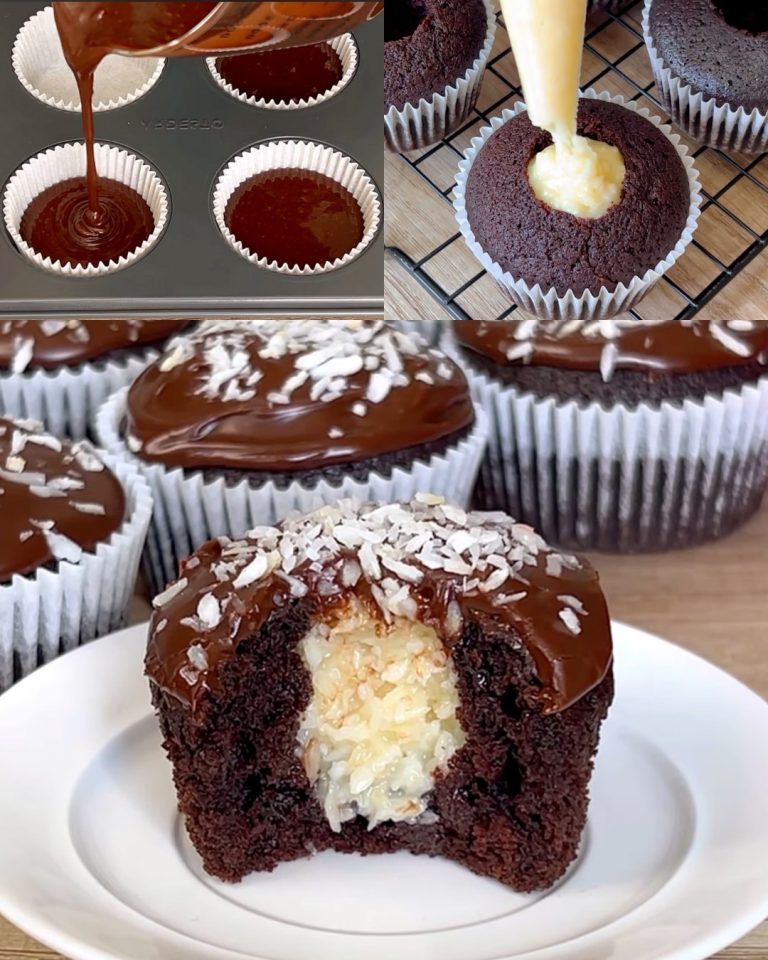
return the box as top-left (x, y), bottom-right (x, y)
top-left (148, 499), bottom-right (613, 891)
top-left (153, 595), bottom-right (612, 890)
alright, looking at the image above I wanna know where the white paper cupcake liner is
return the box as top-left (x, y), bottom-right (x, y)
top-left (0, 458), bottom-right (153, 691)
top-left (0, 349), bottom-right (160, 441)
top-left (452, 346), bottom-right (768, 553)
top-left (392, 317), bottom-right (450, 348)
top-left (96, 388), bottom-right (490, 592)
top-left (12, 6), bottom-right (165, 113)
top-left (642, 0), bottom-right (768, 154)
top-left (212, 139), bottom-right (381, 275)
top-left (384, 0), bottom-right (497, 152)
top-left (206, 33), bottom-right (357, 110)
top-left (453, 90), bottom-right (703, 327)
top-left (3, 142), bottom-right (169, 278)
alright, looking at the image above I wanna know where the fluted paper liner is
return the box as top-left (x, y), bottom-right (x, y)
top-left (3, 142), bottom-right (169, 278)
top-left (643, 0), bottom-right (768, 154)
top-left (0, 349), bottom-right (160, 441)
top-left (213, 139), bottom-right (381, 275)
top-left (96, 388), bottom-right (490, 593)
top-left (446, 338), bottom-right (768, 552)
top-left (453, 90), bottom-right (702, 326)
top-left (12, 6), bottom-right (164, 113)
top-left (384, 0), bottom-right (497, 152)
top-left (207, 34), bottom-right (357, 111)
top-left (0, 458), bottom-right (153, 691)
top-left (393, 317), bottom-right (450, 348)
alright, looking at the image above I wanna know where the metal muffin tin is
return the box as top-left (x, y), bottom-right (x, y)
top-left (0, 1), bottom-right (383, 316)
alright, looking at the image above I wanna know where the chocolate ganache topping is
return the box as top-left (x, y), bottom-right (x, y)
top-left (454, 314), bottom-right (768, 379)
top-left (0, 318), bottom-right (189, 372)
top-left (126, 319), bottom-right (475, 471)
top-left (146, 496), bottom-right (613, 718)
top-left (0, 417), bottom-right (125, 583)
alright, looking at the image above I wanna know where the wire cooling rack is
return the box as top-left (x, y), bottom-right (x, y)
top-left (387, 2), bottom-right (768, 325)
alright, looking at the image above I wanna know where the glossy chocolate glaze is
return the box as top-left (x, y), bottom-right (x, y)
top-left (125, 319), bottom-right (475, 471)
top-left (224, 170), bottom-right (364, 269)
top-left (214, 43), bottom-right (344, 102)
top-left (0, 417), bottom-right (125, 582)
top-left (145, 498), bottom-right (613, 718)
top-left (454, 316), bottom-right (768, 376)
top-left (19, 178), bottom-right (154, 268)
top-left (0, 319), bottom-right (189, 372)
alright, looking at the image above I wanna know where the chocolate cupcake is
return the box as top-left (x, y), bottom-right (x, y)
top-left (449, 312), bottom-right (768, 552)
top-left (384, 0), bottom-right (496, 151)
top-left (0, 318), bottom-right (189, 439)
top-left (455, 92), bottom-right (701, 325)
top-left (0, 416), bottom-right (152, 689)
top-left (147, 496), bottom-right (613, 888)
top-left (96, 319), bottom-right (489, 592)
top-left (644, 0), bottom-right (768, 153)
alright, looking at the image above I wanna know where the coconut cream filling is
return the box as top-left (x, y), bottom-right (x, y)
top-left (297, 600), bottom-right (465, 832)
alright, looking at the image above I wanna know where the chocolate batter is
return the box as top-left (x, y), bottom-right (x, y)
top-left (19, 178), bottom-right (154, 267)
top-left (214, 43), bottom-right (344, 102)
top-left (223, 170), bottom-right (364, 268)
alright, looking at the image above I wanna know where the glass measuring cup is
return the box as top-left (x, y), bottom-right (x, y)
top-left (53, 2), bottom-right (385, 68)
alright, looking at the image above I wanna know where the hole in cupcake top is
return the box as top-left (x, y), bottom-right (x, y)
top-left (527, 135), bottom-right (625, 220)
top-left (712, 0), bottom-right (768, 34)
top-left (385, 0), bottom-right (427, 42)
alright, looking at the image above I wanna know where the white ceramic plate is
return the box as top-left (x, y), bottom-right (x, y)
top-left (0, 621), bottom-right (766, 960)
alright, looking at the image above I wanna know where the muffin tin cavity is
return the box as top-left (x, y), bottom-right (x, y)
top-left (213, 140), bottom-right (381, 275)
top-left (12, 6), bottom-right (164, 113)
top-left (0, 0), bottom-right (382, 313)
top-left (3, 142), bottom-right (168, 278)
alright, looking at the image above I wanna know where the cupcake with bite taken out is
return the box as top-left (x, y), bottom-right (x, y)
top-left (147, 495), bottom-right (613, 888)
top-left (96, 318), bottom-right (489, 592)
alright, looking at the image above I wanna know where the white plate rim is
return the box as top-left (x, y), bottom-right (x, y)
top-left (0, 620), bottom-right (766, 960)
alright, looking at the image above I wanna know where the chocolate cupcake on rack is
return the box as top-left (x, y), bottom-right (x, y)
top-left (147, 496), bottom-right (613, 888)
top-left (455, 93), bottom-right (701, 325)
top-left (643, 0), bottom-right (768, 153)
top-left (384, 0), bottom-right (496, 151)
top-left (0, 416), bottom-right (151, 690)
top-left (96, 318), bottom-right (488, 592)
top-left (0, 318), bottom-right (189, 439)
top-left (450, 311), bottom-right (768, 552)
